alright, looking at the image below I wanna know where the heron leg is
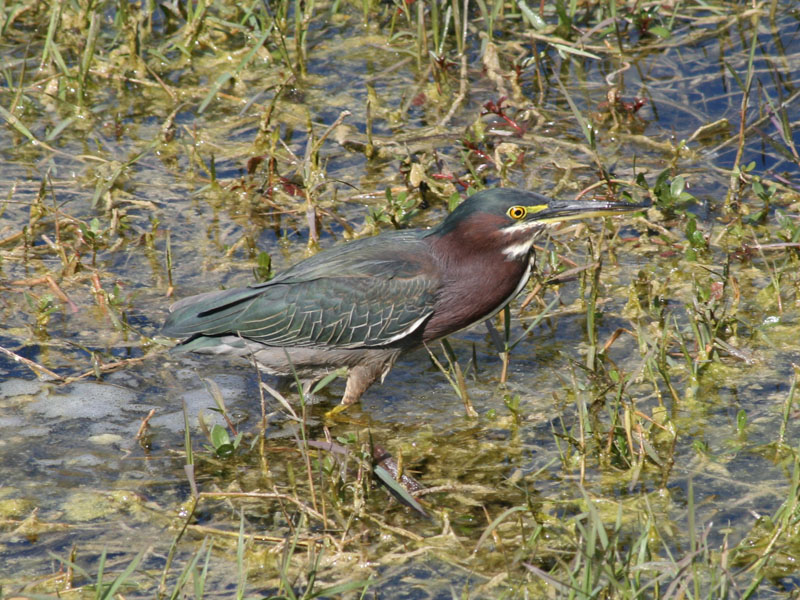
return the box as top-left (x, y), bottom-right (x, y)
top-left (324, 353), bottom-right (399, 418)
top-left (341, 363), bottom-right (384, 405)
top-left (324, 365), bottom-right (381, 419)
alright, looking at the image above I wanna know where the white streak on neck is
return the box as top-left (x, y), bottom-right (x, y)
top-left (501, 221), bottom-right (543, 260)
top-left (502, 238), bottom-right (535, 260)
top-left (502, 220), bottom-right (545, 235)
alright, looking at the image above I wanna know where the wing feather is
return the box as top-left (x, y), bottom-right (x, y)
top-left (162, 230), bottom-right (439, 349)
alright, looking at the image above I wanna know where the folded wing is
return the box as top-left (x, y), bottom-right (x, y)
top-left (162, 231), bottom-right (439, 349)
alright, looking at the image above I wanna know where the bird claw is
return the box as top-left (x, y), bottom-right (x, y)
top-left (323, 403), bottom-right (353, 420)
top-left (323, 403), bottom-right (370, 425)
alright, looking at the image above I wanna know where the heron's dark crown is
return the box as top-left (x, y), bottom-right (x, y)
top-left (430, 188), bottom-right (555, 237)
top-left (428, 188), bottom-right (649, 242)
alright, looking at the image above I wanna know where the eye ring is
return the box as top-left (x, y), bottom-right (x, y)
top-left (507, 205), bottom-right (527, 220)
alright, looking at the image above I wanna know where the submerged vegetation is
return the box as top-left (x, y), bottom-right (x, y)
top-left (1, 0), bottom-right (799, 597)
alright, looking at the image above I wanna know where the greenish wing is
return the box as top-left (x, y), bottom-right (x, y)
top-left (163, 231), bottom-right (439, 348)
top-left (228, 273), bottom-right (436, 348)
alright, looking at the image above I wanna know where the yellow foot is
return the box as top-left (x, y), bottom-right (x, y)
top-left (323, 403), bottom-right (369, 425)
top-left (324, 403), bottom-right (350, 419)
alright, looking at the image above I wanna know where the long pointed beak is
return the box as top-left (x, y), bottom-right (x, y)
top-left (531, 198), bottom-right (649, 224)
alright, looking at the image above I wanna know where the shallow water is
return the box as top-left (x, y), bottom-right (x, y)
top-left (2, 1), bottom-right (800, 596)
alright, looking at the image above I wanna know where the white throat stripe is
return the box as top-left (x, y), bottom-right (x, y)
top-left (502, 239), bottom-right (535, 259)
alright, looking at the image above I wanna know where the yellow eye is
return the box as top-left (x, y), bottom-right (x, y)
top-left (507, 206), bottom-right (527, 220)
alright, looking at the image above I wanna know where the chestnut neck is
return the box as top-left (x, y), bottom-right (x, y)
top-left (422, 212), bottom-right (535, 341)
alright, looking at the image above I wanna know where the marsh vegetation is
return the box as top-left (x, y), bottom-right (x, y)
top-left (1, 0), bottom-right (799, 597)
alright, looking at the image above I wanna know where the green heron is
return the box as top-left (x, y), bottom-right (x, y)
top-left (162, 188), bottom-right (643, 407)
